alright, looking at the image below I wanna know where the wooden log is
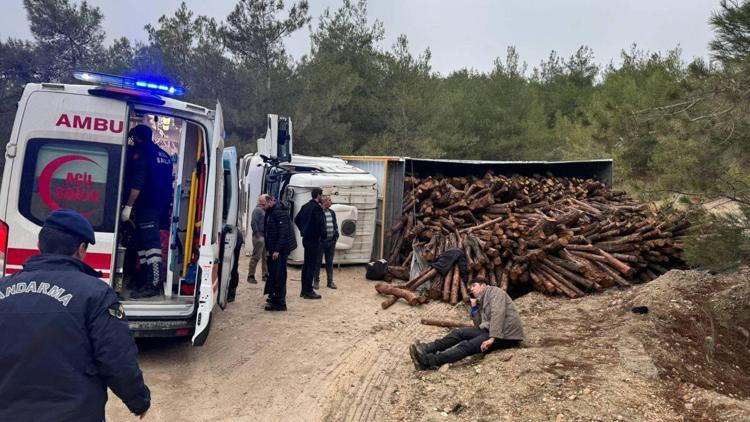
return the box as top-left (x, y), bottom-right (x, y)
top-left (460, 215), bottom-right (504, 234)
top-left (420, 318), bottom-right (474, 328)
top-left (387, 265), bottom-right (410, 281)
top-left (405, 268), bottom-right (439, 291)
top-left (459, 274), bottom-right (470, 303)
top-left (593, 262), bottom-right (632, 287)
top-left (381, 295), bottom-right (399, 309)
top-left (450, 263), bottom-right (461, 305)
top-left (537, 263), bottom-right (585, 297)
top-left (374, 282), bottom-right (421, 306)
top-left (541, 258), bottom-right (600, 290)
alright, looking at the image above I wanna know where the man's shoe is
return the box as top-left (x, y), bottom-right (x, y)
top-left (327, 282), bottom-right (337, 289)
top-left (131, 286), bottom-right (161, 299)
top-left (264, 304), bottom-right (287, 311)
top-left (412, 341), bottom-right (431, 356)
top-left (409, 344), bottom-right (430, 370)
top-left (300, 291), bottom-right (322, 299)
top-left (247, 276), bottom-right (258, 284)
top-left (313, 281), bottom-right (320, 290)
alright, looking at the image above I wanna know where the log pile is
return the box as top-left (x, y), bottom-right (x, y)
top-left (381, 172), bottom-right (688, 304)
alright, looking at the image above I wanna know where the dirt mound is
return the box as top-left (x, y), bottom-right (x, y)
top-left (628, 268), bottom-right (750, 420)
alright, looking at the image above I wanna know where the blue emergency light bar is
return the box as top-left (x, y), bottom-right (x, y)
top-left (73, 71), bottom-right (185, 96)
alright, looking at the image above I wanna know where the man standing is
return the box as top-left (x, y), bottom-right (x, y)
top-left (409, 277), bottom-right (524, 370)
top-left (247, 194), bottom-right (270, 284)
top-left (294, 187), bottom-right (325, 299)
top-left (0, 209), bottom-right (151, 421)
top-left (121, 124), bottom-right (173, 299)
top-left (263, 196), bottom-right (297, 311)
top-left (314, 195), bottom-right (339, 290)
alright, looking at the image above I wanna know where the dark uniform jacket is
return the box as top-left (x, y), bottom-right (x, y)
top-left (126, 140), bottom-right (173, 227)
top-left (0, 254), bottom-right (150, 422)
top-left (294, 199), bottom-right (327, 242)
top-left (265, 203), bottom-right (297, 255)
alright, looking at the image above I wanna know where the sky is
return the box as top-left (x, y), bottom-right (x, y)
top-left (0, 0), bottom-right (721, 75)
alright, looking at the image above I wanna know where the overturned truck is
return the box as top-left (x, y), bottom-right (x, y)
top-left (349, 158), bottom-right (688, 305)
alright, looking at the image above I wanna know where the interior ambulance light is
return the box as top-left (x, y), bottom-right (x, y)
top-left (73, 70), bottom-right (185, 96)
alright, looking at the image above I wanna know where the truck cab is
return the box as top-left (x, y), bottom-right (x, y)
top-left (0, 72), bottom-right (239, 345)
top-left (240, 115), bottom-right (377, 264)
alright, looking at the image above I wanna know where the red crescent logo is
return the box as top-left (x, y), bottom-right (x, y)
top-left (38, 155), bottom-right (101, 217)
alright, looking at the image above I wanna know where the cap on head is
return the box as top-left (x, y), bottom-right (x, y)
top-left (43, 209), bottom-right (96, 245)
top-left (128, 124), bottom-right (152, 144)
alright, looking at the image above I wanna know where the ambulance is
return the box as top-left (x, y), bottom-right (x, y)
top-left (0, 71), bottom-right (239, 346)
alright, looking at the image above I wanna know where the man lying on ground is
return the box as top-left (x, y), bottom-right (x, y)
top-left (409, 277), bottom-right (524, 370)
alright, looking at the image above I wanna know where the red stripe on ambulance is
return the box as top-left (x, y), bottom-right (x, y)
top-left (6, 248), bottom-right (111, 278)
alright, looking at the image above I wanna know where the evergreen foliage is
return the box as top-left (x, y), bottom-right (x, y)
top-left (0, 0), bottom-right (748, 269)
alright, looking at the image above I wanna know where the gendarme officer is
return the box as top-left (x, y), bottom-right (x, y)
top-left (0, 209), bottom-right (151, 421)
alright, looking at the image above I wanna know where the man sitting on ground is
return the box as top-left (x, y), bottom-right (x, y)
top-left (409, 277), bottom-right (524, 370)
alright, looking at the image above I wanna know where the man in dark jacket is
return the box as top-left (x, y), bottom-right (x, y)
top-left (122, 124), bottom-right (174, 298)
top-left (0, 209), bottom-right (151, 421)
top-left (409, 277), bottom-right (524, 370)
top-left (294, 187), bottom-right (325, 299)
top-left (263, 196), bottom-right (297, 311)
top-left (314, 195), bottom-right (339, 289)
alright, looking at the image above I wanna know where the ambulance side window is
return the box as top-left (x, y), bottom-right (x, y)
top-left (222, 169), bottom-right (231, 223)
top-left (19, 139), bottom-right (120, 232)
top-left (212, 147), bottom-right (223, 243)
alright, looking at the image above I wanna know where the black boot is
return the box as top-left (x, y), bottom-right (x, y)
top-left (414, 340), bottom-right (438, 355)
top-left (409, 344), bottom-right (433, 370)
top-left (131, 285), bottom-right (161, 299)
top-left (327, 281), bottom-right (337, 289)
top-left (300, 291), bottom-right (322, 299)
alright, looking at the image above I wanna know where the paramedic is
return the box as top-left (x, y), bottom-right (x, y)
top-left (294, 187), bottom-right (325, 299)
top-left (121, 124), bottom-right (174, 299)
top-left (263, 196), bottom-right (297, 311)
top-left (409, 277), bottom-right (524, 370)
top-left (0, 209), bottom-right (151, 421)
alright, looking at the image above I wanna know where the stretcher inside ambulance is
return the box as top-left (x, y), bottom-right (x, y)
top-left (0, 72), bottom-right (238, 345)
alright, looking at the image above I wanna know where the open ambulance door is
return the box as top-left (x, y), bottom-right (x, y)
top-left (192, 102), bottom-right (225, 346)
top-left (217, 147), bottom-right (239, 310)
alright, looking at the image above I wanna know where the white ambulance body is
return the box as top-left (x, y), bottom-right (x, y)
top-left (0, 73), bottom-right (238, 345)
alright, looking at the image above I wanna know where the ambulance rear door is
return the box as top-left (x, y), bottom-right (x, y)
top-left (217, 147), bottom-right (239, 309)
top-left (192, 101), bottom-right (225, 346)
top-left (0, 85), bottom-right (128, 279)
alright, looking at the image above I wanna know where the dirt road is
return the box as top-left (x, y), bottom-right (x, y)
top-left (106, 256), bottom-right (750, 421)
top-left (106, 256), bottom-right (436, 421)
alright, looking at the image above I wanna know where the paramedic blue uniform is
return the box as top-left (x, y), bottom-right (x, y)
top-left (127, 139), bottom-right (173, 289)
top-left (0, 212), bottom-right (150, 421)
